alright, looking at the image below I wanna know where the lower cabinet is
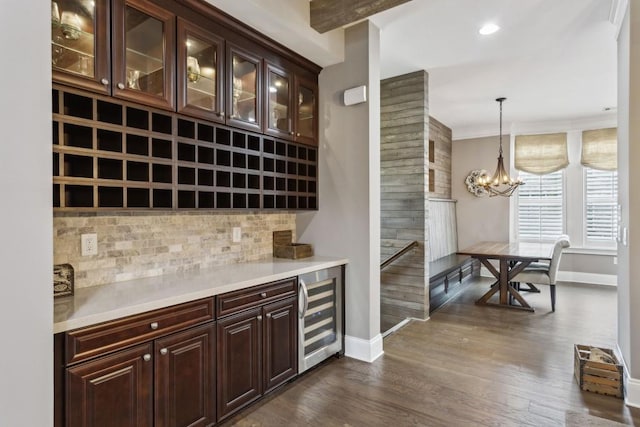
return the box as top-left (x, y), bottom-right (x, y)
top-left (66, 343), bottom-right (154, 427)
top-left (216, 289), bottom-right (297, 421)
top-left (57, 278), bottom-right (301, 426)
top-left (64, 321), bottom-right (216, 427)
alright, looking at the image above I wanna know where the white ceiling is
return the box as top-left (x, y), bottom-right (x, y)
top-left (207, 0), bottom-right (618, 139)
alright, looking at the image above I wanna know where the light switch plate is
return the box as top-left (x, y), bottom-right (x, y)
top-left (232, 227), bottom-right (241, 243)
top-left (81, 233), bottom-right (98, 256)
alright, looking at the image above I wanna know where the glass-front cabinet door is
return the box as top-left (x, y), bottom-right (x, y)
top-left (177, 18), bottom-right (224, 122)
top-left (294, 75), bottom-right (318, 146)
top-left (227, 44), bottom-right (262, 132)
top-left (51, 0), bottom-right (110, 94)
top-left (112, 0), bottom-right (175, 110)
top-left (265, 63), bottom-right (293, 139)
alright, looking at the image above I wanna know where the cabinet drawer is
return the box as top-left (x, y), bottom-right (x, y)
top-left (66, 298), bottom-right (214, 365)
top-left (216, 278), bottom-right (296, 318)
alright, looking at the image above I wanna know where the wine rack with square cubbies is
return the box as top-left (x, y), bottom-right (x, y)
top-left (53, 85), bottom-right (318, 210)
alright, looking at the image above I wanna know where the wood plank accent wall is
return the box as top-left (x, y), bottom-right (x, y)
top-left (429, 117), bottom-right (452, 198)
top-left (380, 71), bottom-right (429, 330)
top-left (428, 199), bottom-right (458, 262)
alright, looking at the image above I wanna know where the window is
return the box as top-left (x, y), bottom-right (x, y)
top-left (517, 170), bottom-right (564, 241)
top-left (585, 168), bottom-right (618, 244)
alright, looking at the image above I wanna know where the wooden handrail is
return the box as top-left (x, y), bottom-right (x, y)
top-left (380, 241), bottom-right (419, 271)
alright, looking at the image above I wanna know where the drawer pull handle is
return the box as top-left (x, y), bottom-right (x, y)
top-left (160, 348), bottom-right (168, 355)
top-left (257, 315), bottom-right (263, 321)
top-left (260, 292), bottom-right (267, 298)
top-left (150, 322), bottom-right (159, 330)
top-left (143, 354), bottom-right (151, 362)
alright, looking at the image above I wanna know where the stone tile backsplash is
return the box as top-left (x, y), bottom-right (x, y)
top-left (54, 212), bottom-right (296, 288)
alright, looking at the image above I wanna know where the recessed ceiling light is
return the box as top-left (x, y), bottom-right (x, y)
top-left (479, 23), bottom-right (500, 35)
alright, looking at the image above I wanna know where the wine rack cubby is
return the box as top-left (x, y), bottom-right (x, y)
top-left (53, 85), bottom-right (318, 210)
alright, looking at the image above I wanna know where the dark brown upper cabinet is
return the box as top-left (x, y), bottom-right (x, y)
top-left (112, 0), bottom-right (175, 111)
top-left (227, 44), bottom-right (262, 133)
top-left (176, 17), bottom-right (225, 123)
top-left (51, 0), bottom-right (111, 94)
top-left (293, 74), bottom-right (318, 146)
top-left (264, 63), bottom-right (294, 140)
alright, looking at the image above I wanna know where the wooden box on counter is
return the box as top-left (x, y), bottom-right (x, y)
top-left (273, 230), bottom-right (313, 259)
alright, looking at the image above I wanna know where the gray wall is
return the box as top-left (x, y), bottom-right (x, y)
top-left (297, 21), bottom-right (382, 360)
top-left (380, 71), bottom-right (429, 330)
top-left (0, 3), bottom-right (53, 425)
top-left (451, 135), bottom-right (511, 250)
top-left (617, 0), bottom-right (640, 392)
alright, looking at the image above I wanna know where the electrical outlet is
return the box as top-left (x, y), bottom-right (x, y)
top-left (232, 227), bottom-right (241, 243)
top-left (81, 233), bottom-right (98, 256)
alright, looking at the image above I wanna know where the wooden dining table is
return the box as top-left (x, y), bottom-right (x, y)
top-left (457, 241), bottom-right (554, 312)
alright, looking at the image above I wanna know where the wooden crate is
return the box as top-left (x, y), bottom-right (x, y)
top-left (574, 344), bottom-right (624, 398)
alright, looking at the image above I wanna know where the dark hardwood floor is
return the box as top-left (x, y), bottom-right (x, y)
top-left (222, 278), bottom-right (640, 426)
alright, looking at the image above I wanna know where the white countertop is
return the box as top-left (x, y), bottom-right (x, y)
top-left (54, 256), bottom-right (348, 333)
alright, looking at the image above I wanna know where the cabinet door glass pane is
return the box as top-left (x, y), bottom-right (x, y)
top-left (125, 6), bottom-right (164, 96)
top-left (268, 71), bottom-right (289, 131)
top-left (232, 54), bottom-right (257, 123)
top-left (51, 0), bottom-right (96, 77)
top-left (297, 85), bottom-right (315, 139)
top-left (186, 36), bottom-right (217, 111)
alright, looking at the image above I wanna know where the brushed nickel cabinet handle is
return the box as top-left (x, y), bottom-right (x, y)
top-left (150, 322), bottom-right (159, 330)
top-left (266, 313), bottom-right (272, 318)
top-left (101, 78), bottom-right (109, 85)
top-left (257, 315), bottom-right (263, 321)
top-left (117, 82), bottom-right (125, 90)
top-left (260, 292), bottom-right (267, 298)
top-left (160, 348), bottom-right (168, 355)
top-left (143, 354), bottom-right (151, 362)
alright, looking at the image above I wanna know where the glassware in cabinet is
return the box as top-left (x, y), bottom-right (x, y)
top-left (51, 0), bottom-right (110, 94)
top-left (176, 18), bottom-right (224, 122)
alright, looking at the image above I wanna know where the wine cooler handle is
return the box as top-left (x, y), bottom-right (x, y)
top-left (299, 279), bottom-right (309, 318)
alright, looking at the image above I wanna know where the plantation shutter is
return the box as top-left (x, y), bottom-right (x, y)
top-left (517, 170), bottom-right (564, 241)
top-left (585, 169), bottom-right (618, 242)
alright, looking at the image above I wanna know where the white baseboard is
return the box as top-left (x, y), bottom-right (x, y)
top-left (618, 344), bottom-right (640, 408)
top-left (480, 267), bottom-right (617, 286)
top-left (557, 271), bottom-right (617, 286)
top-left (345, 333), bottom-right (384, 363)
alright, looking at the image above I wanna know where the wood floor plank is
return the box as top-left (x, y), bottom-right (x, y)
top-left (221, 279), bottom-right (640, 426)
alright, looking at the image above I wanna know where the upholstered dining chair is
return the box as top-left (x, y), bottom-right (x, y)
top-left (511, 235), bottom-right (570, 311)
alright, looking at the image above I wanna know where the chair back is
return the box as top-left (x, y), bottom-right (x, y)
top-left (548, 235), bottom-right (570, 283)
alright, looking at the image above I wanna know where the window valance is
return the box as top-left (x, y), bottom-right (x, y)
top-left (514, 133), bottom-right (569, 175)
top-left (581, 128), bottom-right (617, 171)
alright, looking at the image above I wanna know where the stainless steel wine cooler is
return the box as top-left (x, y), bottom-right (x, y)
top-left (298, 266), bottom-right (344, 373)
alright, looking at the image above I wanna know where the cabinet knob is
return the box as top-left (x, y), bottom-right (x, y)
top-left (296, 132), bottom-right (301, 137)
top-left (266, 313), bottom-right (272, 318)
top-left (260, 292), bottom-right (267, 298)
top-left (216, 111), bottom-right (224, 117)
top-left (160, 348), bottom-right (168, 355)
top-left (117, 82), bottom-right (125, 90)
top-left (289, 131), bottom-right (295, 136)
top-left (150, 322), bottom-right (159, 330)
top-left (100, 78), bottom-right (109, 85)
top-left (143, 354), bottom-right (151, 362)
top-left (257, 315), bottom-right (263, 321)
